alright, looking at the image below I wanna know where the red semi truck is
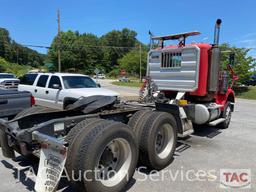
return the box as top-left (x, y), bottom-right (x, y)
top-left (0, 19), bottom-right (236, 192)
top-left (142, 19), bottom-right (237, 134)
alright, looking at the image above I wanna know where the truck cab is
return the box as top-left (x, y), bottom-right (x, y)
top-left (143, 19), bottom-right (236, 133)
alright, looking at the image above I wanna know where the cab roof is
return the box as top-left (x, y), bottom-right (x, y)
top-left (151, 31), bottom-right (201, 41)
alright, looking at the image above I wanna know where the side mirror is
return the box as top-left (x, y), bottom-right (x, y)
top-left (97, 83), bottom-right (101, 88)
top-left (229, 53), bottom-right (235, 66)
top-left (52, 84), bottom-right (61, 90)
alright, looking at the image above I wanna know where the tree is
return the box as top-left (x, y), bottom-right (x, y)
top-left (74, 33), bottom-right (104, 74)
top-left (48, 28), bottom-right (140, 74)
top-left (220, 43), bottom-right (254, 84)
top-left (48, 30), bottom-right (79, 71)
top-left (0, 28), bottom-right (12, 61)
top-left (100, 28), bottom-right (138, 72)
top-left (0, 57), bottom-right (31, 77)
top-left (0, 28), bottom-right (44, 67)
top-left (48, 31), bottom-right (105, 73)
top-left (118, 47), bottom-right (148, 76)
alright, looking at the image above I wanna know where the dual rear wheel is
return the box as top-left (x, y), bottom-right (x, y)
top-left (65, 110), bottom-right (177, 192)
top-left (65, 119), bottom-right (138, 192)
top-left (128, 110), bottom-right (177, 170)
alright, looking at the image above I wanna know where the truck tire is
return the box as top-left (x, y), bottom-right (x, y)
top-left (72, 120), bottom-right (138, 192)
top-left (65, 118), bottom-right (101, 146)
top-left (132, 111), bottom-right (177, 170)
top-left (219, 102), bottom-right (232, 129)
top-left (14, 106), bottom-right (58, 119)
top-left (128, 110), bottom-right (152, 139)
top-left (65, 118), bottom-right (106, 181)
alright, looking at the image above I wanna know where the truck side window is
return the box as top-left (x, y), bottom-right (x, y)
top-left (37, 75), bottom-right (49, 87)
top-left (48, 76), bottom-right (62, 88)
top-left (20, 74), bottom-right (38, 85)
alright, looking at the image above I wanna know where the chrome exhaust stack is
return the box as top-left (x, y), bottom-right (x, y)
top-left (213, 19), bottom-right (222, 46)
top-left (208, 19), bottom-right (222, 92)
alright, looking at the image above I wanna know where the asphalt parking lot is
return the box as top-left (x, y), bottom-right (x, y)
top-left (0, 82), bottom-right (255, 191)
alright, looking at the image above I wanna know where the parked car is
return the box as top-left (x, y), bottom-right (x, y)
top-left (119, 76), bottom-right (130, 82)
top-left (244, 75), bottom-right (256, 86)
top-left (0, 73), bottom-right (20, 90)
top-left (93, 73), bottom-right (106, 79)
top-left (18, 73), bottom-right (119, 110)
top-left (0, 89), bottom-right (34, 119)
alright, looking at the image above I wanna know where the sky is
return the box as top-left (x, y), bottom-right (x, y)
top-left (1, 0), bottom-right (256, 56)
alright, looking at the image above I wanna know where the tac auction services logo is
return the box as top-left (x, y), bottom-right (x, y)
top-left (220, 169), bottom-right (251, 189)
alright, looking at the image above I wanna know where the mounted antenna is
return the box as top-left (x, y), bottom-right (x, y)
top-left (149, 30), bottom-right (154, 49)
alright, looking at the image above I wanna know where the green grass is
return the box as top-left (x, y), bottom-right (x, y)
top-left (236, 86), bottom-right (256, 100)
top-left (112, 80), bottom-right (256, 100)
top-left (112, 80), bottom-right (143, 88)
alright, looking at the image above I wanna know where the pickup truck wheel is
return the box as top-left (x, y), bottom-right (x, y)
top-left (14, 106), bottom-right (58, 119)
top-left (73, 120), bottom-right (138, 192)
top-left (136, 111), bottom-right (177, 170)
top-left (219, 102), bottom-right (232, 129)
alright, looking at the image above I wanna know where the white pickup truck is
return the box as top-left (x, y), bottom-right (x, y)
top-left (18, 73), bottom-right (119, 109)
top-left (0, 73), bottom-right (20, 90)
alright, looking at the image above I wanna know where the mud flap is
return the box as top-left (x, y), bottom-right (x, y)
top-left (155, 102), bottom-right (194, 137)
top-left (33, 131), bottom-right (68, 192)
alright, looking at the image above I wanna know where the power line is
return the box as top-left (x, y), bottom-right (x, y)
top-left (21, 42), bottom-right (256, 51)
top-left (78, 44), bottom-right (137, 49)
top-left (21, 44), bottom-right (50, 49)
top-left (21, 44), bottom-right (138, 50)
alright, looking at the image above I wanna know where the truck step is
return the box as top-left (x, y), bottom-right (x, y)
top-left (207, 104), bottom-right (223, 110)
top-left (208, 118), bottom-right (225, 126)
top-left (178, 129), bottom-right (194, 138)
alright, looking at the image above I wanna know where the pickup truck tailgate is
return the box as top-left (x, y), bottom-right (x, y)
top-left (0, 90), bottom-right (31, 118)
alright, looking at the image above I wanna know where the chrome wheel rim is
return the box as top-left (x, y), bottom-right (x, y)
top-left (96, 138), bottom-right (132, 187)
top-left (225, 106), bottom-right (232, 124)
top-left (155, 123), bottom-right (175, 159)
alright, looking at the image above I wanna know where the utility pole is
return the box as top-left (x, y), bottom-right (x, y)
top-left (57, 9), bottom-right (61, 72)
top-left (139, 43), bottom-right (142, 82)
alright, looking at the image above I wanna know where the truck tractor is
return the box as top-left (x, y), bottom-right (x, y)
top-left (0, 19), bottom-right (236, 192)
top-left (141, 18), bottom-right (237, 135)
